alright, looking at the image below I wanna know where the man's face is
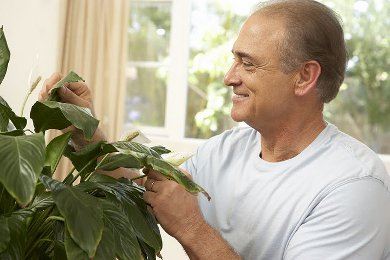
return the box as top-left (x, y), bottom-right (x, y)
top-left (224, 13), bottom-right (297, 128)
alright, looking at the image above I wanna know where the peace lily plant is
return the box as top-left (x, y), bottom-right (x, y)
top-left (0, 27), bottom-right (209, 259)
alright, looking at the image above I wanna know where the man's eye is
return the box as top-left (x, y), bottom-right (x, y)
top-left (242, 61), bottom-right (254, 67)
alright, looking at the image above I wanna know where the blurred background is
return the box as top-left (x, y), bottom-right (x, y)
top-left (0, 0), bottom-right (389, 258)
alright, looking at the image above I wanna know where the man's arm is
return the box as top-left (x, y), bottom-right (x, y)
top-left (285, 178), bottom-right (390, 259)
top-left (143, 170), bottom-right (240, 260)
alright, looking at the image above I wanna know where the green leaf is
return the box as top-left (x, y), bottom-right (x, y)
top-left (146, 156), bottom-right (211, 200)
top-left (95, 180), bottom-right (162, 252)
top-left (0, 133), bottom-right (45, 204)
top-left (0, 216), bottom-right (10, 253)
top-left (151, 145), bottom-right (171, 156)
top-left (0, 26), bottom-right (10, 85)
top-left (96, 153), bottom-right (143, 171)
top-left (100, 199), bottom-right (142, 260)
top-left (0, 129), bottom-right (24, 136)
top-left (64, 229), bottom-right (89, 260)
top-left (44, 132), bottom-right (72, 175)
top-left (52, 183), bottom-right (103, 257)
top-left (64, 141), bottom-right (108, 171)
top-left (94, 227), bottom-right (116, 260)
top-left (48, 71), bottom-right (85, 102)
top-left (111, 141), bottom-right (162, 158)
top-left (139, 239), bottom-right (157, 260)
top-left (30, 101), bottom-right (99, 140)
top-left (0, 213), bottom-right (26, 259)
top-left (0, 96), bottom-right (27, 131)
top-left (0, 184), bottom-right (16, 214)
top-left (40, 175), bottom-right (66, 192)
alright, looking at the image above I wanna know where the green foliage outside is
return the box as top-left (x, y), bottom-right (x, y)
top-left (186, 0), bottom-right (389, 153)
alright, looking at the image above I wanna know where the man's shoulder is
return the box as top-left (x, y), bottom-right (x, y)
top-left (319, 125), bottom-right (390, 190)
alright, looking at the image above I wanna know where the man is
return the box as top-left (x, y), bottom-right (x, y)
top-left (40, 0), bottom-right (390, 259)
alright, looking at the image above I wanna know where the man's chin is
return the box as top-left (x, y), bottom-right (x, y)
top-left (230, 110), bottom-right (247, 123)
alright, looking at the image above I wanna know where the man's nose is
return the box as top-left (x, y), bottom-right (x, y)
top-left (224, 63), bottom-right (241, 87)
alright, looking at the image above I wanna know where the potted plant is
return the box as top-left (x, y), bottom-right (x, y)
top-left (0, 26), bottom-right (209, 260)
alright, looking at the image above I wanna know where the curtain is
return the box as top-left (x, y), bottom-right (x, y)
top-left (51, 0), bottom-right (129, 180)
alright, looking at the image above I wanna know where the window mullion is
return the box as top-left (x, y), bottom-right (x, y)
top-left (164, 0), bottom-right (191, 139)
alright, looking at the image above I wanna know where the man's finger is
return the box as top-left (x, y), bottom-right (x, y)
top-left (143, 191), bottom-right (157, 207)
top-left (147, 169), bottom-right (167, 181)
top-left (45, 73), bottom-right (62, 89)
top-left (144, 178), bottom-right (162, 192)
top-left (58, 87), bottom-right (89, 107)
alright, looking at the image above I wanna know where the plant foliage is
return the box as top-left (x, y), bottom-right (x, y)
top-left (0, 27), bottom-right (209, 259)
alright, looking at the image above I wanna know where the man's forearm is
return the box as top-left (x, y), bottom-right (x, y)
top-left (178, 220), bottom-right (241, 260)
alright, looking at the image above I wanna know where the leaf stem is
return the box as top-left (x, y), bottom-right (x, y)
top-left (69, 157), bottom-right (98, 185)
top-left (46, 216), bottom-right (65, 222)
top-left (130, 174), bottom-right (146, 181)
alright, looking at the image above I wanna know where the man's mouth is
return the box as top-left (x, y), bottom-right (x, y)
top-left (232, 93), bottom-right (249, 98)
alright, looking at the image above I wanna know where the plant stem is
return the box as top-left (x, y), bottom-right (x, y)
top-left (130, 174), bottom-right (146, 181)
top-left (46, 216), bottom-right (65, 222)
top-left (20, 76), bottom-right (41, 116)
top-left (69, 157), bottom-right (99, 185)
top-left (63, 167), bottom-right (76, 184)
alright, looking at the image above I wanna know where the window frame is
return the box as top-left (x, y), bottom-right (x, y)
top-left (124, 0), bottom-right (191, 139)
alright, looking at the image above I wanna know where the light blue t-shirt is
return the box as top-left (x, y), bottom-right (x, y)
top-left (183, 123), bottom-right (390, 259)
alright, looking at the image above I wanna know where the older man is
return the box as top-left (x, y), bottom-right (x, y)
top-left (41, 0), bottom-right (390, 259)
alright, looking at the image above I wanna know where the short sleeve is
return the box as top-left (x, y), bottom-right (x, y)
top-left (180, 148), bottom-right (198, 179)
top-left (285, 178), bottom-right (390, 260)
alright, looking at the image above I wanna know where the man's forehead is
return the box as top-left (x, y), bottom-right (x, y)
top-left (232, 13), bottom-right (285, 57)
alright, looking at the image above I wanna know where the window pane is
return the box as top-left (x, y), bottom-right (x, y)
top-left (125, 66), bottom-right (167, 127)
top-left (128, 1), bottom-right (172, 62)
top-left (185, 0), bottom-right (258, 138)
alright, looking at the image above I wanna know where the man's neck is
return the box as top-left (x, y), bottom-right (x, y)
top-left (258, 115), bottom-right (326, 163)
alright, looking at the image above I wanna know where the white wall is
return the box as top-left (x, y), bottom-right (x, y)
top-left (0, 0), bottom-right (62, 124)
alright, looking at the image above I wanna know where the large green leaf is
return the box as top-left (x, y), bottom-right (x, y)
top-left (96, 153), bottom-right (143, 171)
top-left (0, 96), bottom-right (27, 131)
top-left (90, 178), bottom-right (162, 253)
top-left (0, 184), bottom-right (16, 215)
top-left (30, 101), bottom-right (99, 140)
top-left (100, 199), bottom-right (142, 260)
top-left (146, 156), bottom-right (211, 200)
top-left (48, 71), bottom-right (85, 102)
top-left (150, 145), bottom-right (171, 156)
top-left (94, 227), bottom-right (116, 260)
top-left (111, 141), bottom-right (162, 158)
top-left (64, 229), bottom-right (88, 260)
top-left (0, 133), bottom-right (45, 204)
top-left (64, 141), bottom-right (108, 171)
top-left (44, 132), bottom-right (72, 175)
top-left (0, 216), bottom-right (10, 253)
top-left (0, 26), bottom-right (10, 85)
top-left (0, 213), bottom-right (26, 259)
top-left (51, 181), bottom-right (103, 257)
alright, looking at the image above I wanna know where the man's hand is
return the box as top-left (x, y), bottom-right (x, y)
top-left (39, 72), bottom-right (94, 111)
top-left (143, 169), bottom-right (241, 259)
top-left (143, 169), bottom-right (206, 241)
top-left (39, 72), bottom-right (106, 149)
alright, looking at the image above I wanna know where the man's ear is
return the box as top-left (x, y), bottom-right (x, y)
top-left (294, 60), bottom-right (321, 96)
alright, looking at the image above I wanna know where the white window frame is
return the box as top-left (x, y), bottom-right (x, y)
top-left (124, 0), bottom-right (191, 140)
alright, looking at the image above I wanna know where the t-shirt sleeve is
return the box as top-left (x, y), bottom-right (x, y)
top-left (285, 178), bottom-right (390, 260)
top-left (180, 151), bottom-right (197, 178)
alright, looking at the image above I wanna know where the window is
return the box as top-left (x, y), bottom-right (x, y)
top-left (126, 0), bottom-right (390, 154)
